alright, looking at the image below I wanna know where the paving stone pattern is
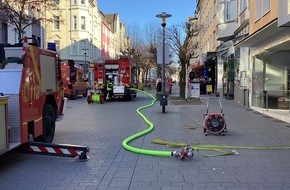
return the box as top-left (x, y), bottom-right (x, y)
top-left (0, 84), bottom-right (290, 190)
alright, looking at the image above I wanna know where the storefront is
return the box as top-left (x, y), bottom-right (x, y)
top-left (238, 21), bottom-right (290, 109)
top-left (201, 52), bottom-right (217, 95)
top-left (252, 48), bottom-right (290, 109)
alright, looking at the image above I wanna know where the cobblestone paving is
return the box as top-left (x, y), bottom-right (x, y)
top-left (0, 85), bottom-right (290, 190)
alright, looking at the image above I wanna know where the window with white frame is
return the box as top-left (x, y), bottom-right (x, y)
top-left (262, 0), bottom-right (270, 15)
top-left (53, 16), bottom-right (60, 30)
top-left (73, 16), bottom-right (77, 30)
top-left (226, 0), bottom-right (231, 20)
top-left (254, 0), bottom-right (261, 20)
top-left (81, 0), bottom-right (85, 4)
top-left (239, 0), bottom-right (247, 13)
top-left (81, 16), bottom-right (85, 30)
top-left (255, 0), bottom-right (270, 21)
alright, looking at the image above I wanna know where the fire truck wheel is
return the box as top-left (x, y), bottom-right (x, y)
top-left (39, 103), bottom-right (56, 143)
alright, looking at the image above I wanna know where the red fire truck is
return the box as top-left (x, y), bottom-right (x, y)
top-left (0, 37), bottom-right (88, 160)
top-left (60, 59), bottom-right (88, 99)
top-left (91, 57), bottom-right (136, 101)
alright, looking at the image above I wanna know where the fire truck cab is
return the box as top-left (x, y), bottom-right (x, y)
top-left (60, 59), bottom-right (88, 99)
top-left (0, 37), bottom-right (67, 155)
top-left (93, 57), bottom-right (135, 101)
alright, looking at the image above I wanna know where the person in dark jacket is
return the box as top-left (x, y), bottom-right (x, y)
top-left (156, 78), bottom-right (162, 92)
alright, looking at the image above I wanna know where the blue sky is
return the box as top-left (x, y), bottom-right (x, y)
top-left (98, 0), bottom-right (196, 27)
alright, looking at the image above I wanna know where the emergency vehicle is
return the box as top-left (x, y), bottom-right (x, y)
top-left (93, 57), bottom-right (136, 101)
top-left (0, 37), bottom-right (88, 160)
top-left (60, 59), bottom-right (88, 99)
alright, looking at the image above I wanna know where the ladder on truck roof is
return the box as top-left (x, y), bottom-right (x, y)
top-left (98, 63), bottom-right (104, 84)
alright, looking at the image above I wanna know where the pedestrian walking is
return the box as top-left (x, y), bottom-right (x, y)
top-left (156, 78), bottom-right (162, 92)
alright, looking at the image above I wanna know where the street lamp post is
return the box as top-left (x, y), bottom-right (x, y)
top-left (82, 48), bottom-right (89, 85)
top-left (156, 12), bottom-right (171, 113)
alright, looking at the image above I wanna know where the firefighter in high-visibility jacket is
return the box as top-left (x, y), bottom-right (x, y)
top-left (106, 75), bottom-right (114, 101)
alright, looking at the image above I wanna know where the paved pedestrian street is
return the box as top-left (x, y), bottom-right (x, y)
top-left (1, 84), bottom-right (290, 190)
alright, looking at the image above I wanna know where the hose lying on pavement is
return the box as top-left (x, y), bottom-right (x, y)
top-left (151, 138), bottom-right (290, 157)
top-left (122, 88), bottom-right (290, 158)
top-left (122, 88), bottom-right (172, 157)
top-left (122, 88), bottom-right (235, 157)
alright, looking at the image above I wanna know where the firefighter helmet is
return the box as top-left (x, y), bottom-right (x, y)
top-left (108, 75), bottom-right (113, 79)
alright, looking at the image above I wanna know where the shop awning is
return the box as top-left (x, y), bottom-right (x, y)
top-left (217, 40), bottom-right (234, 53)
top-left (204, 52), bottom-right (217, 61)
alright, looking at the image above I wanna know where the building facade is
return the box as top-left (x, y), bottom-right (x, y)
top-left (44, 0), bottom-right (129, 65)
top-left (195, 0), bottom-right (219, 95)
top-left (196, 0), bottom-right (290, 112)
top-left (196, 0), bottom-right (238, 96)
top-left (44, 0), bottom-right (101, 66)
top-left (238, 0), bottom-right (290, 110)
top-left (0, 1), bottom-right (42, 45)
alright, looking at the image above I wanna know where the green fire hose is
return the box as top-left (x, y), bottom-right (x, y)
top-left (122, 88), bottom-right (172, 157)
top-left (122, 88), bottom-right (290, 158)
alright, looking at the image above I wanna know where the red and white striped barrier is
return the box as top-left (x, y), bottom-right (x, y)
top-left (23, 141), bottom-right (89, 161)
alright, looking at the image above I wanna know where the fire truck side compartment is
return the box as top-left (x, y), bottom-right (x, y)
top-left (0, 68), bottom-right (22, 146)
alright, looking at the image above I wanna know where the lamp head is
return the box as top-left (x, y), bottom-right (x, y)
top-left (155, 12), bottom-right (172, 27)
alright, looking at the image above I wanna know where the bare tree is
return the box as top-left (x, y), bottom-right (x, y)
top-left (167, 23), bottom-right (199, 99)
top-left (127, 23), bottom-right (160, 84)
top-left (127, 22), bottom-right (177, 86)
top-left (125, 24), bottom-right (143, 83)
top-left (143, 23), bottom-right (161, 79)
top-left (167, 65), bottom-right (177, 79)
top-left (138, 45), bottom-right (155, 84)
top-left (126, 23), bottom-right (144, 50)
top-left (0, 0), bottom-right (60, 42)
